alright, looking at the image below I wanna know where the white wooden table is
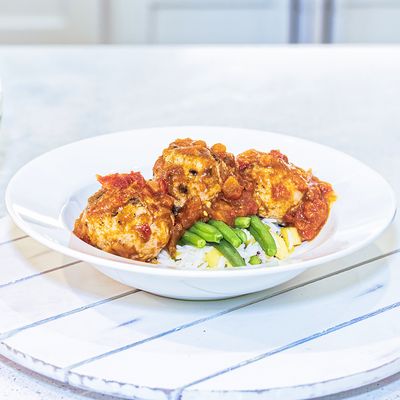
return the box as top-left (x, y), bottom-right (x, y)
top-left (0, 45), bottom-right (399, 399)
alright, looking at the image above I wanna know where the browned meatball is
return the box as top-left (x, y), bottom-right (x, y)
top-left (237, 150), bottom-right (310, 219)
top-left (73, 171), bottom-right (174, 261)
top-left (237, 149), bottom-right (335, 240)
top-left (153, 138), bottom-right (222, 210)
top-left (153, 139), bottom-right (258, 255)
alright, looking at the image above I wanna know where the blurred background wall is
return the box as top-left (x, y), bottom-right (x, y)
top-left (0, 0), bottom-right (400, 44)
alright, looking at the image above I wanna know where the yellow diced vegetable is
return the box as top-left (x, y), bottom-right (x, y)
top-left (247, 235), bottom-right (256, 245)
top-left (270, 231), bottom-right (289, 260)
top-left (205, 247), bottom-right (222, 268)
top-left (281, 227), bottom-right (302, 252)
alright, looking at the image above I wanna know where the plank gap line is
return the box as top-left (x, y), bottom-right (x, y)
top-left (0, 289), bottom-right (140, 341)
top-left (0, 261), bottom-right (82, 289)
top-left (0, 235), bottom-right (29, 247)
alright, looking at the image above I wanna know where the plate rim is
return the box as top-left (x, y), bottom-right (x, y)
top-left (5, 126), bottom-right (397, 278)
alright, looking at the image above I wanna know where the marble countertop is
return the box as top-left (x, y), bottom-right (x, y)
top-left (0, 45), bottom-right (399, 399)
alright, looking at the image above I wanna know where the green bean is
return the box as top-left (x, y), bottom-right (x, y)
top-left (178, 238), bottom-right (186, 246)
top-left (193, 221), bottom-right (222, 236)
top-left (234, 228), bottom-right (247, 244)
top-left (249, 255), bottom-right (262, 265)
top-left (181, 231), bottom-right (206, 248)
top-left (234, 216), bottom-right (251, 229)
top-left (249, 226), bottom-right (263, 246)
top-left (250, 215), bottom-right (271, 231)
top-left (213, 239), bottom-right (245, 267)
top-left (249, 216), bottom-right (277, 257)
top-left (189, 226), bottom-right (222, 243)
top-left (208, 220), bottom-right (242, 248)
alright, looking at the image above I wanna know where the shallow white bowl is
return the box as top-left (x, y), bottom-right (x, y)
top-left (5, 127), bottom-right (396, 300)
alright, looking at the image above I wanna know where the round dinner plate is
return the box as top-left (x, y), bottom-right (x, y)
top-left (5, 126), bottom-right (396, 299)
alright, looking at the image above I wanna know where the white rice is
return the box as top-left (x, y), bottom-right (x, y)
top-left (157, 219), bottom-right (281, 270)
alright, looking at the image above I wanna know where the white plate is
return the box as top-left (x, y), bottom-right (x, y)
top-left (5, 126), bottom-right (396, 300)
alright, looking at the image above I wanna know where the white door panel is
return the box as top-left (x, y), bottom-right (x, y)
top-left (109, 0), bottom-right (292, 44)
top-left (151, 2), bottom-right (291, 44)
top-left (0, 0), bottom-right (102, 44)
top-left (331, 0), bottom-right (400, 43)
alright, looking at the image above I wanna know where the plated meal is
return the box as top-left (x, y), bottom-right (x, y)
top-left (6, 126), bottom-right (395, 298)
top-left (74, 138), bottom-right (336, 269)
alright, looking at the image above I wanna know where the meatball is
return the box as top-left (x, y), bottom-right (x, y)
top-left (73, 171), bottom-right (174, 261)
top-left (237, 149), bottom-right (311, 219)
top-left (153, 138), bottom-right (222, 209)
top-left (153, 139), bottom-right (258, 255)
top-left (283, 181), bottom-right (334, 241)
top-left (153, 139), bottom-right (224, 256)
top-left (237, 149), bottom-right (335, 240)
